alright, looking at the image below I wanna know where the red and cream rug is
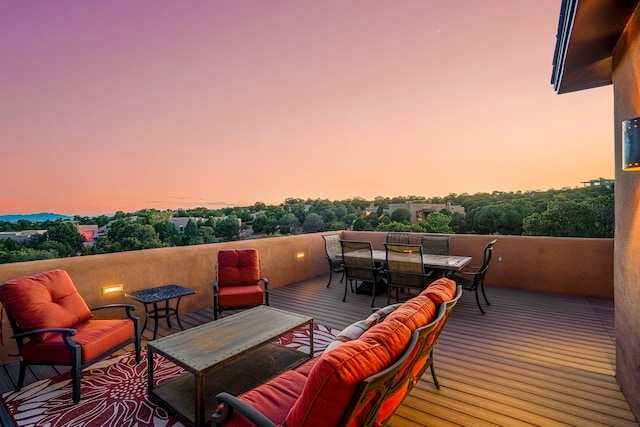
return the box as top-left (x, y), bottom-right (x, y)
top-left (1, 323), bottom-right (338, 427)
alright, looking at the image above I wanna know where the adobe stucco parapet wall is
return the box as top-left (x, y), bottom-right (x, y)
top-left (0, 232), bottom-right (612, 364)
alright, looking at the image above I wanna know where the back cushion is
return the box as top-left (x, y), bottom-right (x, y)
top-left (0, 270), bottom-right (92, 342)
top-left (218, 249), bottom-right (260, 286)
top-left (383, 295), bottom-right (437, 332)
top-left (421, 277), bottom-right (456, 305)
top-left (285, 320), bottom-right (411, 426)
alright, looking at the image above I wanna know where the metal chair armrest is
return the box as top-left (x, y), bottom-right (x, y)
top-left (212, 392), bottom-right (276, 427)
top-left (453, 269), bottom-right (481, 277)
top-left (92, 303), bottom-right (139, 320)
top-left (260, 277), bottom-right (269, 289)
top-left (12, 327), bottom-right (76, 341)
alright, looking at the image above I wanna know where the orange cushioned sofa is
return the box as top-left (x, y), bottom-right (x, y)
top-left (211, 277), bottom-right (462, 427)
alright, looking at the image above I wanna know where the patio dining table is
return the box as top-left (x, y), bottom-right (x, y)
top-left (371, 250), bottom-right (472, 272)
top-left (334, 249), bottom-right (472, 297)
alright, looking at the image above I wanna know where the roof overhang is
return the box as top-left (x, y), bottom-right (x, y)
top-left (551, 0), bottom-right (638, 94)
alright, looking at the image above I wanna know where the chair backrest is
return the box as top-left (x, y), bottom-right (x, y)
top-left (0, 270), bottom-right (93, 343)
top-left (384, 243), bottom-right (429, 289)
top-left (386, 232), bottom-right (411, 244)
top-left (478, 239), bottom-right (498, 275)
top-left (370, 303), bottom-right (446, 426)
top-left (411, 285), bottom-right (462, 378)
top-left (420, 234), bottom-right (450, 255)
top-left (217, 249), bottom-right (261, 287)
top-left (323, 234), bottom-right (342, 260)
top-left (341, 240), bottom-right (377, 282)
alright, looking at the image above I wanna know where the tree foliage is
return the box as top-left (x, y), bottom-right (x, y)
top-left (0, 185), bottom-right (614, 264)
top-left (390, 208), bottom-right (412, 223)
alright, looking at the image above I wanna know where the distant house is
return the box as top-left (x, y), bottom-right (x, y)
top-left (169, 217), bottom-right (206, 233)
top-left (77, 225), bottom-right (99, 245)
top-left (0, 230), bottom-right (46, 243)
top-left (387, 202), bottom-right (465, 224)
top-left (364, 204), bottom-right (378, 216)
top-left (581, 177), bottom-right (615, 189)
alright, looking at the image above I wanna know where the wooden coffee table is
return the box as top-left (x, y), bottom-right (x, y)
top-left (147, 306), bottom-right (313, 427)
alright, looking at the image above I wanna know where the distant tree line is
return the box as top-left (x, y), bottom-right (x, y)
top-left (0, 186), bottom-right (614, 264)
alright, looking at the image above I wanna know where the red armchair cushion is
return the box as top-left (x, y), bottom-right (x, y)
top-left (285, 320), bottom-right (411, 427)
top-left (0, 270), bottom-right (92, 342)
top-left (218, 249), bottom-right (261, 286)
top-left (217, 285), bottom-right (264, 308)
top-left (20, 319), bottom-right (134, 364)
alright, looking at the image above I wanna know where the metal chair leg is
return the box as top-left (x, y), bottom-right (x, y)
top-left (16, 362), bottom-right (26, 391)
top-left (429, 350), bottom-right (440, 389)
top-left (481, 282), bottom-right (491, 306)
top-left (475, 287), bottom-right (486, 315)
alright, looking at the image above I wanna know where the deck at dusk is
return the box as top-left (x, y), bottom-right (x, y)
top-left (0, 274), bottom-right (636, 426)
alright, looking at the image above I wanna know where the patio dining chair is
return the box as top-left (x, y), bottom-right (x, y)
top-left (341, 240), bottom-right (385, 307)
top-left (451, 239), bottom-right (497, 314)
top-left (386, 232), bottom-right (412, 244)
top-left (421, 234), bottom-right (451, 277)
top-left (322, 234), bottom-right (344, 288)
top-left (0, 269), bottom-right (141, 403)
top-left (384, 243), bottom-right (436, 304)
top-left (420, 234), bottom-right (450, 255)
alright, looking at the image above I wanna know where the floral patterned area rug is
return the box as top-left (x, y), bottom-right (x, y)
top-left (1, 323), bottom-right (339, 427)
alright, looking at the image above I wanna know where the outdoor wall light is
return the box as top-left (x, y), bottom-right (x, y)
top-left (622, 117), bottom-right (640, 170)
top-left (296, 252), bottom-right (305, 260)
top-left (102, 284), bottom-right (124, 295)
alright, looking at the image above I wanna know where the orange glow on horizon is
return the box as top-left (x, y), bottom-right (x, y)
top-left (0, 1), bottom-right (615, 216)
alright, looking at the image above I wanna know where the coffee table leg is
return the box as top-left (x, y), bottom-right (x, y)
top-left (195, 373), bottom-right (205, 426)
top-left (147, 348), bottom-right (154, 392)
top-left (309, 321), bottom-right (314, 357)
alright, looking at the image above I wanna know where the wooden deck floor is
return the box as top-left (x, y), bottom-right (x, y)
top-left (0, 275), bottom-right (637, 426)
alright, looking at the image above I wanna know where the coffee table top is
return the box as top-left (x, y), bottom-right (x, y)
top-left (148, 306), bottom-right (313, 373)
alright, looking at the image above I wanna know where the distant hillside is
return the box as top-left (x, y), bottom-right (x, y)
top-left (0, 213), bottom-right (74, 223)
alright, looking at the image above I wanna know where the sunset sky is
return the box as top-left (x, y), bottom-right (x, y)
top-left (1, 1), bottom-right (614, 216)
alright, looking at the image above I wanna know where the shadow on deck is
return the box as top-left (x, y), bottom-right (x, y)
top-left (0, 274), bottom-right (637, 426)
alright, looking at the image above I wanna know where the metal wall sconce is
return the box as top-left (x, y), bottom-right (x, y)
top-left (623, 117), bottom-right (640, 170)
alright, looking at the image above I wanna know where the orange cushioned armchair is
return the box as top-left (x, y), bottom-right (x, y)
top-left (0, 269), bottom-right (141, 403)
top-left (213, 249), bottom-right (269, 320)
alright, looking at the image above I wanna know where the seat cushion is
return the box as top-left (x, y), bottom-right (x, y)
top-left (217, 285), bottom-right (264, 308)
top-left (21, 319), bottom-right (134, 364)
top-left (285, 320), bottom-right (411, 427)
top-left (224, 358), bottom-right (318, 427)
top-left (0, 270), bottom-right (92, 342)
top-left (218, 249), bottom-right (261, 286)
